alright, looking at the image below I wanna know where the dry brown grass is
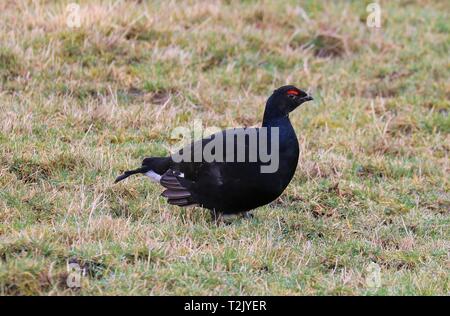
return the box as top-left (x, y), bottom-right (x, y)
top-left (0, 0), bottom-right (449, 295)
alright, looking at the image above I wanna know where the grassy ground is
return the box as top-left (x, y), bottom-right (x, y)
top-left (0, 0), bottom-right (449, 295)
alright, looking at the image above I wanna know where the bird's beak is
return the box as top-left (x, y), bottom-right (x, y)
top-left (302, 95), bottom-right (313, 102)
top-left (297, 95), bottom-right (313, 104)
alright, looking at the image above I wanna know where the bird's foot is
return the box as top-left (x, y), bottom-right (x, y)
top-left (210, 210), bottom-right (223, 225)
top-left (242, 211), bottom-right (254, 219)
top-left (210, 211), bottom-right (234, 225)
top-left (210, 211), bottom-right (253, 225)
top-left (210, 210), bottom-right (219, 221)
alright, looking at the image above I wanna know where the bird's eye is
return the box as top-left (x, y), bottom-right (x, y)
top-left (286, 89), bottom-right (299, 99)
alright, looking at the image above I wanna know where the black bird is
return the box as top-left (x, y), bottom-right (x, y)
top-left (115, 85), bottom-right (313, 220)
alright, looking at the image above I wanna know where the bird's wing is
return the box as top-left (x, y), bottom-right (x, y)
top-left (164, 127), bottom-right (273, 209)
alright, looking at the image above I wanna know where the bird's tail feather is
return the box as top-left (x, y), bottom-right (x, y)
top-left (114, 166), bottom-right (150, 183)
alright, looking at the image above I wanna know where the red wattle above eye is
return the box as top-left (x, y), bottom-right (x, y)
top-left (286, 90), bottom-right (299, 95)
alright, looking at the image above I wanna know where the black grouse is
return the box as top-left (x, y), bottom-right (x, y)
top-left (115, 85), bottom-right (313, 220)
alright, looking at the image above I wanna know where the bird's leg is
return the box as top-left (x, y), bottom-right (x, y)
top-left (242, 211), bottom-right (254, 219)
top-left (221, 214), bottom-right (234, 225)
top-left (210, 210), bottom-right (235, 225)
top-left (210, 210), bottom-right (222, 224)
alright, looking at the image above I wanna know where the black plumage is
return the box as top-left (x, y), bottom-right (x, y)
top-left (115, 85), bottom-right (313, 218)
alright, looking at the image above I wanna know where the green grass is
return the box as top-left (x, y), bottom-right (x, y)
top-left (0, 0), bottom-right (449, 295)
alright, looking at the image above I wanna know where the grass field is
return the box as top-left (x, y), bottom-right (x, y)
top-left (0, 0), bottom-right (449, 295)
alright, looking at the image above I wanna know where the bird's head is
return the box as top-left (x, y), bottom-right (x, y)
top-left (273, 85), bottom-right (313, 112)
top-left (264, 85), bottom-right (313, 121)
